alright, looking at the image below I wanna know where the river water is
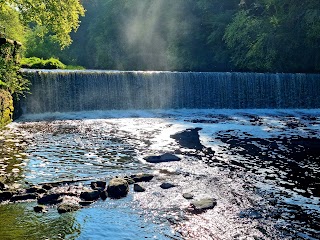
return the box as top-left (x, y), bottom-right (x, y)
top-left (0, 109), bottom-right (319, 239)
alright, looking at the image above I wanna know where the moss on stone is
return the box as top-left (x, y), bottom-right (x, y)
top-left (0, 89), bottom-right (13, 128)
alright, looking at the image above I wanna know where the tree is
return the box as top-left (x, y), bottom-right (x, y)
top-left (0, 0), bottom-right (85, 48)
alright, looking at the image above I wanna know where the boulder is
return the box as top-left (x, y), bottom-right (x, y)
top-left (190, 198), bottom-right (217, 212)
top-left (130, 173), bottom-right (154, 183)
top-left (160, 182), bottom-right (175, 189)
top-left (38, 194), bottom-right (63, 205)
top-left (34, 205), bottom-right (47, 213)
top-left (80, 190), bottom-right (100, 201)
top-left (10, 194), bottom-right (37, 202)
top-left (144, 153), bottom-right (181, 163)
top-left (133, 183), bottom-right (146, 192)
top-left (107, 178), bottom-right (129, 199)
top-left (57, 203), bottom-right (81, 214)
top-left (170, 128), bottom-right (204, 150)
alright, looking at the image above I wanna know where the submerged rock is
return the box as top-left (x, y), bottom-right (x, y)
top-left (38, 194), bottom-right (63, 205)
top-left (160, 182), bottom-right (175, 189)
top-left (144, 153), bottom-right (181, 163)
top-left (107, 178), bottom-right (129, 199)
top-left (57, 203), bottom-right (81, 214)
top-left (133, 183), bottom-right (146, 192)
top-left (190, 198), bottom-right (217, 212)
top-left (80, 190), bottom-right (100, 201)
top-left (130, 173), bottom-right (154, 183)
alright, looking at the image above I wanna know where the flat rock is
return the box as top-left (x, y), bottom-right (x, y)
top-left (133, 183), bottom-right (146, 192)
top-left (160, 182), bottom-right (175, 189)
top-left (144, 153), bottom-right (181, 163)
top-left (182, 193), bottom-right (194, 199)
top-left (38, 193), bottom-right (63, 205)
top-left (130, 173), bottom-right (154, 183)
top-left (191, 198), bottom-right (217, 212)
top-left (80, 190), bottom-right (100, 201)
top-left (107, 178), bottom-right (129, 199)
top-left (10, 194), bottom-right (37, 202)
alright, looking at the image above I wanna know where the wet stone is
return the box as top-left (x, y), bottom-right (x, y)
top-left (239, 209), bottom-right (263, 219)
top-left (144, 153), bottom-right (181, 163)
top-left (42, 184), bottom-right (53, 191)
top-left (34, 205), bottom-right (47, 213)
top-left (10, 194), bottom-right (37, 202)
top-left (123, 177), bottom-right (135, 185)
top-left (191, 198), bottom-right (217, 212)
top-left (100, 190), bottom-right (108, 200)
top-left (130, 173), bottom-right (154, 183)
top-left (38, 194), bottom-right (63, 205)
top-left (107, 178), bottom-right (129, 199)
top-left (91, 181), bottom-right (106, 190)
top-left (0, 191), bottom-right (14, 201)
top-left (182, 193), bottom-right (194, 199)
top-left (79, 201), bottom-right (94, 206)
top-left (80, 190), bottom-right (100, 201)
top-left (0, 181), bottom-right (5, 190)
top-left (134, 183), bottom-right (146, 192)
top-left (160, 183), bottom-right (175, 189)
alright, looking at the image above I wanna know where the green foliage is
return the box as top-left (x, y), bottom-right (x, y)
top-left (21, 57), bottom-right (66, 69)
top-left (0, 43), bottom-right (29, 96)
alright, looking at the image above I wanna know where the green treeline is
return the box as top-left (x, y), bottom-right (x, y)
top-left (1, 0), bottom-right (320, 73)
top-left (28, 0), bottom-right (320, 73)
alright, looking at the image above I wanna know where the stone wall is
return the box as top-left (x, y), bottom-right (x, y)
top-left (0, 89), bottom-right (13, 128)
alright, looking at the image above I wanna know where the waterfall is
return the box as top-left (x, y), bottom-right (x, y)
top-left (21, 70), bottom-right (320, 113)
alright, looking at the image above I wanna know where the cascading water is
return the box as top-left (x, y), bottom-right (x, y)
top-left (21, 70), bottom-right (320, 114)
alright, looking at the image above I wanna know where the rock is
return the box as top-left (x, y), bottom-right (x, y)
top-left (160, 182), bottom-right (175, 189)
top-left (91, 181), bottom-right (106, 190)
top-left (26, 186), bottom-right (47, 194)
top-left (57, 203), bottom-right (81, 214)
top-left (190, 198), bottom-right (217, 212)
top-left (79, 201), bottom-right (94, 206)
top-left (0, 191), bottom-right (14, 201)
top-left (34, 205), bottom-right (47, 213)
top-left (10, 194), bottom-right (37, 202)
top-left (42, 184), bottom-right (53, 191)
top-left (183, 193), bottom-right (194, 199)
top-left (130, 173), bottom-right (154, 183)
top-left (107, 178), bottom-right (129, 199)
top-left (100, 190), bottom-right (108, 200)
top-left (0, 181), bottom-right (5, 190)
top-left (80, 190), bottom-right (100, 201)
top-left (38, 194), bottom-right (63, 205)
top-left (170, 128), bottom-right (204, 150)
top-left (123, 177), bottom-right (135, 185)
top-left (133, 183), bottom-right (146, 192)
top-left (144, 153), bottom-right (181, 163)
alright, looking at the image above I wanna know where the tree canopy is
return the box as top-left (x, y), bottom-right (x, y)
top-left (0, 0), bottom-right (85, 48)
